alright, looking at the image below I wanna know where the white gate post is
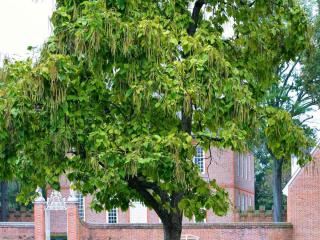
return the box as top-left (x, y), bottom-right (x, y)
top-left (45, 209), bottom-right (50, 240)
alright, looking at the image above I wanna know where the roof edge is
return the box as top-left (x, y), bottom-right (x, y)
top-left (283, 140), bottom-right (320, 196)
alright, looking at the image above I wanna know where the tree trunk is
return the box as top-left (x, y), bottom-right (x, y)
top-left (272, 158), bottom-right (284, 222)
top-left (163, 216), bottom-right (182, 240)
top-left (0, 181), bottom-right (8, 221)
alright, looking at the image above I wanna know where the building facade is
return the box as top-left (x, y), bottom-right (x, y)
top-left (58, 147), bottom-right (254, 225)
top-left (2, 144), bottom-right (320, 240)
top-left (283, 142), bottom-right (320, 240)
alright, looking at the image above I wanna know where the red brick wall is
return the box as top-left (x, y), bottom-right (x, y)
top-left (205, 148), bottom-right (235, 187)
top-left (84, 195), bottom-right (107, 223)
top-left (234, 153), bottom-right (255, 194)
top-left (34, 202), bottom-right (45, 240)
top-left (0, 222), bottom-right (34, 240)
top-left (78, 223), bottom-right (293, 240)
top-left (207, 189), bottom-right (236, 222)
top-left (3, 210), bottom-right (34, 222)
top-left (67, 202), bottom-right (80, 240)
top-left (287, 148), bottom-right (320, 240)
top-left (233, 209), bottom-right (284, 222)
top-left (49, 147), bottom-right (255, 225)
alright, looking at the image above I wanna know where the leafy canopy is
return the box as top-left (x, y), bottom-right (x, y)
top-left (0, 0), bottom-right (314, 221)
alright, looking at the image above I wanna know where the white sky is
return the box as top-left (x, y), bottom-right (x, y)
top-left (0, 0), bottom-right (55, 60)
top-left (0, 0), bottom-right (319, 138)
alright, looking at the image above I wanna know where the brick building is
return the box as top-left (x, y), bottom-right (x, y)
top-left (2, 143), bottom-right (320, 240)
top-left (283, 142), bottom-right (320, 240)
top-left (89, 147), bottom-right (253, 224)
top-left (51, 147), bottom-right (255, 226)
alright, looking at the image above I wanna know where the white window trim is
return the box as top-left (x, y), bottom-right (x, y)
top-left (181, 234), bottom-right (200, 240)
top-left (83, 196), bottom-right (86, 222)
top-left (237, 153), bottom-right (240, 177)
top-left (193, 147), bottom-right (205, 174)
top-left (106, 208), bottom-right (118, 224)
top-left (241, 154), bottom-right (245, 178)
top-left (237, 194), bottom-right (241, 209)
top-left (193, 215), bottom-right (206, 223)
top-left (245, 154), bottom-right (248, 179)
top-left (241, 194), bottom-right (245, 212)
top-left (77, 193), bottom-right (85, 220)
top-left (129, 202), bottom-right (148, 223)
top-left (247, 155), bottom-right (250, 180)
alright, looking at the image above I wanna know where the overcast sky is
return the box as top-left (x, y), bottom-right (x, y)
top-left (0, 0), bottom-right (319, 138)
top-left (0, 0), bottom-right (54, 60)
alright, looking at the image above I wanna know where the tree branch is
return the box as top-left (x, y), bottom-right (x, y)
top-left (299, 116), bottom-right (313, 125)
top-left (281, 58), bottom-right (300, 89)
top-left (126, 175), bottom-right (176, 221)
top-left (187, 0), bottom-right (206, 36)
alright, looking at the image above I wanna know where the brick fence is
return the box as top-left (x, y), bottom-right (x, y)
top-left (0, 209), bottom-right (34, 222)
top-left (79, 222), bottom-right (293, 240)
top-left (0, 222), bottom-right (34, 240)
top-left (234, 208), bottom-right (287, 222)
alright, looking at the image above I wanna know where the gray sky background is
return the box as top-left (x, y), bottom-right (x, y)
top-left (0, 0), bottom-right (319, 138)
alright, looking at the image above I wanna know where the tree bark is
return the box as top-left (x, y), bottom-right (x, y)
top-left (0, 181), bottom-right (8, 221)
top-left (163, 224), bottom-right (182, 240)
top-left (272, 157), bottom-right (284, 222)
top-left (162, 213), bottom-right (183, 240)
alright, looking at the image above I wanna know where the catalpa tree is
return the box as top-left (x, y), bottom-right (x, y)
top-left (0, 1), bottom-right (313, 239)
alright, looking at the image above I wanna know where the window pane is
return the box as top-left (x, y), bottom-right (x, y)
top-left (193, 147), bottom-right (204, 173)
top-left (241, 195), bottom-right (245, 212)
top-left (77, 193), bottom-right (84, 220)
top-left (108, 208), bottom-right (118, 224)
top-left (245, 155), bottom-right (248, 179)
top-left (240, 154), bottom-right (243, 178)
top-left (247, 155), bottom-right (250, 179)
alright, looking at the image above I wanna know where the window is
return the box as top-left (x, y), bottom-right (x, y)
top-left (242, 154), bottom-right (244, 177)
top-left (237, 154), bottom-right (240, 177)
top-left (77, 193), bottom-right (85, 220)
top-left (247, 155), bottom-right (250, 179)
top-left (244, 155), bottom-right (248, 179)
top-left (107, 208), bottom-right (118, 224)
top-left (193, 146), bottom-right (205, 173)
top-left (240, 194), bottom-right (245, 212)
top-left (194, 216), bottom-right (206, 223)
top-left (249, 196), bottom-right (252, 207)
top-left (181, 235), bottom-right (200, 240)
top-left (237, 194), bottom-right (241, 209)
top-left (130, 202), bottom-right (147, 223)
top-left (193, 210), bottom-right (206, 223)
top-left (237, 153), bottom-right (251, 180)
top-left (181, 234), bottom-right (200, 240)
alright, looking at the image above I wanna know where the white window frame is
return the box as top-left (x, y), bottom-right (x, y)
top-left (247, 155), bottom-right (250, 180)
top-left (237, 153), bottom-right (240, 177)
top-left (193, 146), bottom-right (205, 174)
top-left (77, 193), bottom-right (85, 220)
top-left (241, 154), bottom-right (245, 178)
top-left (107, 208), bottom-right (118, 224)
top-left (129, 202), bottom-right (148, 223)
top-left (237, 194), bottom-right (241, 209)
top-left (193, 211), bottom-right (206, 223)
top-left (181, 234), bottom-right (200, 240)
top-left (245, 154), bottom-right (248, 179)
top-left (241, 194), bottom-right (245, 212)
